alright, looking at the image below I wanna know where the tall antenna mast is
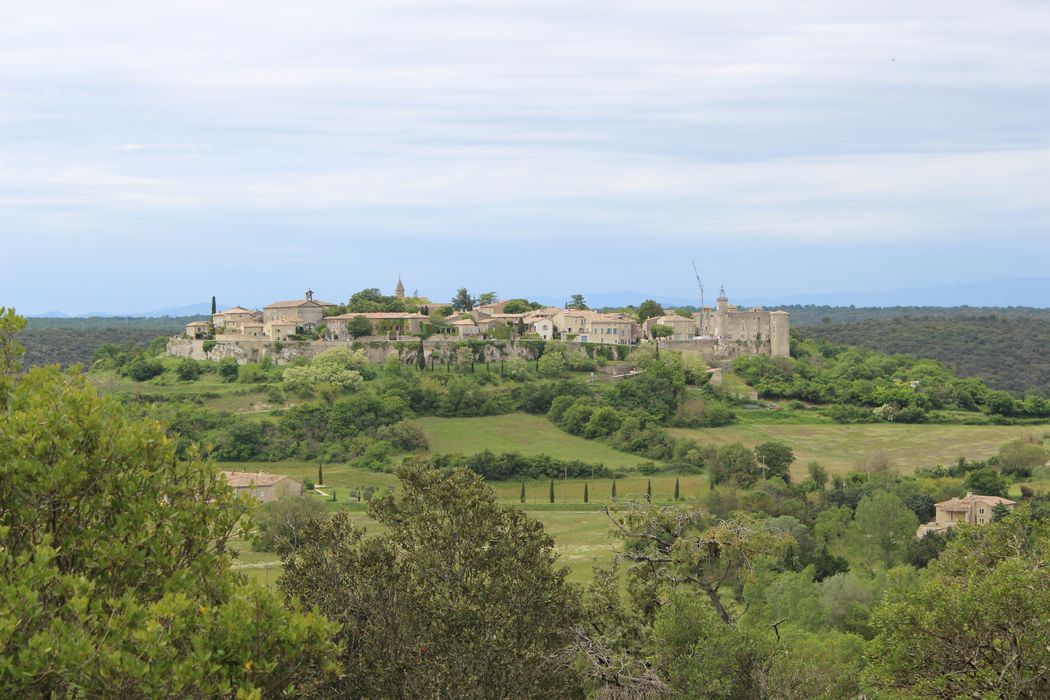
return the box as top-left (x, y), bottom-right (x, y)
top-left (692, 260), bottom-right (705, 337)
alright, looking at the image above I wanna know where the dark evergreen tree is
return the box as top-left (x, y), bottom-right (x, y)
top-left (520, 482), bottom-right (526, 504)
top-left (211, 295), bottom-right (216, 314)
top-left (611, 479), bottom-right (617, 501)
top-left (647, 479), bottom-right (652, 502)
top-left (674, 477), bottom-right (680, 501)
top-left (549, 479), bottom-right (555, 504)
top-left (583, 482), bottom-right (589, 503)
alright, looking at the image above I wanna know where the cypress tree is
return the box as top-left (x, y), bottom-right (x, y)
top-left (549, 479), bottom-right (555, 504)
top-left (583, 482), bottom-right (589, 503)
top-left (330, 489), bottom-right (337, 502)
top-left (520, 482), bottom-right (526, 504)
top-left (647, 479), bottom-right (652, 502)
top-left (674, 477), bottom-right (681, 501)
top-left (611, 479), bottom-right (617, 501)
top-left (317, 461), bottom-right (324, 486)
top-left (211, 295), bottom-right (216, 315)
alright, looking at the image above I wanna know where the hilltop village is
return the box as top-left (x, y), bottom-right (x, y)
top-left (175, 278), bottom-right (790, 364)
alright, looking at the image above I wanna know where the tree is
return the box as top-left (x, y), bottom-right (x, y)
top-left (451, 288), bottom-right (476, 312)
top-left (807, 461), bottom-right (829, 490)
top-left (647, 479), bottom-right (652, 502)
top-left (650, 324), bottom-right (674, 342)
top-left (904, 493), bottom-right (936, 523)
top-left (520, 482), bottom-right (526, 503)
top-left (843, 492), bottom-right (918, 573)
top-left (537, 351), bottom-right (566, 377)
top-left (0, 364), bottom-right (337, 696)
top-left (278, 463), bottom-right (582, 698)
top-left (502, 299), bottom-right (531, 314)
top-left (549, 478), bottom-right (556, 503)
top-left (477, 291), bottom-right (498, 305)
top-left (867, 504), bottom-right (1050, 698)
top-left (611, 479), bottom-right (617, 500)
top-left (636, 299), bottom-right (665, 323)
top-left (584, 482), bottom-right (589, 503)
top-left (253, 493), bottom-right (328, 552)
top-left (709, 443), bottom-right (761, 488)
top-left (211, 295), bottom-right (216, 314)
top-left (755, 441), bottom-right (795, 482)
top-left (0, 306), bottom-right (27, 376)
top-left (997, 438), bottom-right (1050, 478)
top-left (346, 314), bottom-right (374, 339)
top-left (964, 467), bottom-right (1008, 498)
top-left (175, 357), bottom-right (202, 381)
top-left (607, 500), bottom-right (793, 625)
top-left (675, 477), bottom-right (681, 501)
top-left (218, 356), bottom-right (239, 382)
top-left (283, 350), bottom-right (366, 392)
top-left (566, 294), bottom-right (589, 310)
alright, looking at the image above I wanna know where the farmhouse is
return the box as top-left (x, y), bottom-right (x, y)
top-left (221, 470), bottom-right (303, 503)
top-left (916, 492), bottom-right (1016, 537)
top-left (643, 314), bottom-right (696, 341)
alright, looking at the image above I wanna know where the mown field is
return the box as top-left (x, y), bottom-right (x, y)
top-left (414, 412), bottom-right (1050, 480)
top-left (417, 413), bottom-right (655, 469)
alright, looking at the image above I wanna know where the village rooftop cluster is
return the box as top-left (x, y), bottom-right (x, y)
top-left (184, 278), bottom-right (791, 358)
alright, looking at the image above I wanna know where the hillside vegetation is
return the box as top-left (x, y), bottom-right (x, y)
top-left (796, 316), bottom-right (1050, 396)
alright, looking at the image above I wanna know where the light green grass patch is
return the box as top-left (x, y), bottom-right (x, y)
top-left (669, 423), bottom-right (1050, 479)
top-left (416, 413), bottom-right (655, 468)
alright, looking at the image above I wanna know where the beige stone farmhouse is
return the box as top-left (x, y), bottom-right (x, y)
top-left (916, 492), bottom-right (1016, 537)
top-left (221, 470), bottom-right (303, 503)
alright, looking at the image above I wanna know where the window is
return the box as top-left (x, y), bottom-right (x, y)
top-left (979, 508), bottom-right (985, 514)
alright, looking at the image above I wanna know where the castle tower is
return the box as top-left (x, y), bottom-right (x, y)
top-left (305, 288), bottom-right (314, 302)
top-left (395, 276), bottom-right (405, 299)
top-left (716, 284), bottom-right (729, 313)
top-left (770, 310), bottom-right (791, 357)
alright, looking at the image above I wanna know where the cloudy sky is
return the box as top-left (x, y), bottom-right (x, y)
top-left (1, 0), bottom-right (1047, 314)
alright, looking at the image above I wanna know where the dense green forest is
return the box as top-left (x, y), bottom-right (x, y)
top-left (784, 305), bottom-right (1050, 325)
top-left (796, 316), bottom-right (1050, 396)
top-left (21, 316), bottom-right (197, 369)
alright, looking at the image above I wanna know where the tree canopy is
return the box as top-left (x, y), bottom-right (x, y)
top-left (278, 463), bottom-right (582, 698)
top-left (0, 362), bottom-right (337, 696)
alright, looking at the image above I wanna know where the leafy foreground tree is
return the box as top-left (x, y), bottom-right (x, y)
top-left (279, 463), bottom-right (583, 698)
top-left (575, 500), bottom-right (866, 698)
top-left (0, 365), bottom-right (337, 696)
top-left (867, 503), bottom-right (1050, 699)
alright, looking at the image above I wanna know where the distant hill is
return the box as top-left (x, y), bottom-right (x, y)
top-left (21, 317), bottom-right (202, 369)
top-left (797, 315), bottom-right (1050, 397)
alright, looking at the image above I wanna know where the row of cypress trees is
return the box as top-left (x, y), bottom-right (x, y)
top-left (517, 477), bottom-right (684, 503)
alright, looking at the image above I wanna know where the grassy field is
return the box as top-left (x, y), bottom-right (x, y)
top-left (670, 423), bottom-right (1050, 479)
top-left (416, 413), bottom-right (656, 469)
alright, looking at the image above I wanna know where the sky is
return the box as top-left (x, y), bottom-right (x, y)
top-left (1, 0), bottom-right (1048, 314)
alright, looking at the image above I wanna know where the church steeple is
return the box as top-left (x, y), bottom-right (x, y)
top-left (395, 276), bottom-right (405, 299)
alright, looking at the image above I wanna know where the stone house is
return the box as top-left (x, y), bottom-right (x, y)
top-left (185, 320), bottom-right (210, 339)
top-left (221, 471), bottom-right (303, 503)
top-left (213, 306), bottom-right (260, 333)
top-left (325, 312), bottom-right (428, 339)
top-left (644, 314), bottom-right (697, 341)
top-left (916, 492), bottom-right (1016, 537)
top-left (262, 290), bottom-right (337, 329)
top-left (450, 318), bottom-right (481, 337)
top-left (550, 309), bottom-right (639, 345)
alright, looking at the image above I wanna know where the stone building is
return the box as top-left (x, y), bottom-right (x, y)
top-left (694, 286), bottom-right (790, 358)
top-left (221, 470), bottom-right (302, 503)
top-left (916, 492), bottom-right (1016, 537)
